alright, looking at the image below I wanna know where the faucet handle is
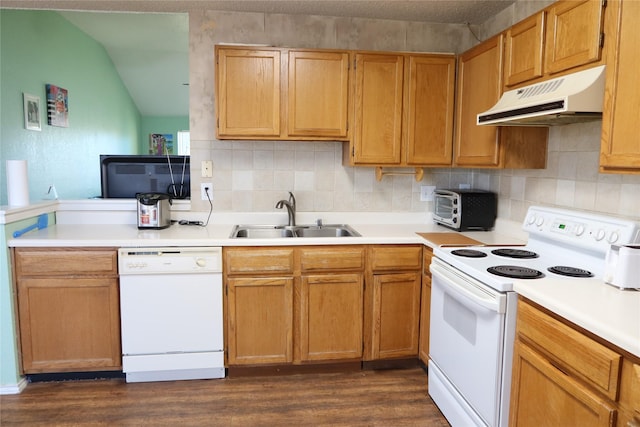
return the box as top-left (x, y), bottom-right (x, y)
top-left (316, 218), bottom-right (323, 227)
top-left (288, 191), bottom-right (296, 208)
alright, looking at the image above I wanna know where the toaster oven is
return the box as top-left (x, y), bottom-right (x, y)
top-left (433, 189), bottom-right (497, 231)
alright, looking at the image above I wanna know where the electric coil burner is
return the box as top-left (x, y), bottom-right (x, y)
top-left (451, 249), bottom-right (487, 258)
top-left (547, 266), bottom-right (594, 278)
top-left (487, 265), bottom-right (545, 279)
top-left (491, 248), bottom-right (538, 259)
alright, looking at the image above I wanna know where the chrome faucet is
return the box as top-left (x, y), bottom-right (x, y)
top-left (275, 192), bottom-right (296, 226)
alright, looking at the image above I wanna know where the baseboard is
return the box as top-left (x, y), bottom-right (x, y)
top-left (0, 377), bottom-right (28, 395)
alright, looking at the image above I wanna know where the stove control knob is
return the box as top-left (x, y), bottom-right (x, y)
top-left (527, 214), bottom-right (536, 225)
top-left (607, 231), bottom-right (619, 244)
top-left (575, 225), bottom-right (585, 236)
top-left (594, 229), bottom-right (606, 241)
top-left (535, 217), bottom-right (544, 227)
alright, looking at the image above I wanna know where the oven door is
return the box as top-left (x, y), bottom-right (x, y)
top-left (428, 257), bottom-right (509, 427)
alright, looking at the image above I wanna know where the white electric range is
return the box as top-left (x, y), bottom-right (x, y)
top-left (428, 205), bottom-right (640, 427)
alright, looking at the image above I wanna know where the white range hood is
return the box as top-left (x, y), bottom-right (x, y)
top-left (477, 65), bottom-right (606, 126)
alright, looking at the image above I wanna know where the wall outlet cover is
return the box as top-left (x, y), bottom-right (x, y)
top-left (420, 185), bottom-right (436, 202)
top-left (201, 183), bottom-right (212, 200)
top-left (201, 160), bottom-right (213, 178)
top-left (459, 183), bottom-right (471, 189)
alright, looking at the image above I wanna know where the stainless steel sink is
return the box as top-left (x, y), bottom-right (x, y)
top-left (230, 224), bottom-right (360, 239)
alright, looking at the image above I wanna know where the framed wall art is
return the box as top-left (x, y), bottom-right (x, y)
top-left (46, 83), bottom-right (69, 127)
top-left (149, 133), bottom-right (174, 155)
top-left (23, 93), bottom-right (42, 131)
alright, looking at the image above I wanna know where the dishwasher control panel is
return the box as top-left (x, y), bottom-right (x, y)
top-left (118, 247), bottom-right (222, 274)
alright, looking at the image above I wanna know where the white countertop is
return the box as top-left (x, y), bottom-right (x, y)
top-left (514, 279), bottom-right (640, 358)
top-left (5, 200), bottom-right (638, 359)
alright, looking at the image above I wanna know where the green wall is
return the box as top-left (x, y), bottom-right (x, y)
top-left (140, 116), bottom-right (189, 154)
top-left (0, 10), bottom-right (142, 205)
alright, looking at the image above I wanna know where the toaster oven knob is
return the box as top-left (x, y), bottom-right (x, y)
top-left (453, 218), bottom-right (458, 224)
top-left (453, 208), bottom-right (458, 214)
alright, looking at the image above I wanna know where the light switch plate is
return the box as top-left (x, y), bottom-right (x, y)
top-left (201, 160), bottom-right (213, 178)
top-left (420, 185), bottom-right (436, 201)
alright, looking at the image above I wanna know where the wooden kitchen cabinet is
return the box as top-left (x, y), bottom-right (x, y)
top-left (347, 52), bottom-right (455, 167)
top-left (14, 247), bottom-right (121, 373)
top-left (216, 45), bottom-right (350, 141)
top-left (504, 11), bottom-right (545, 87)
top-left (600, 0), bottom-right (640, 173)
top-left (509, 298), bottom-right (640, 427)
top-left (364, 245), bottom-right (422, 361)
top-left (544, 0), bottom-right (606, 75)
top-left (224, 245), bottom-right (365, 367)
top-left (418, 247), bottom-right (433, 365)
top-left (454, 33), bottom-right (548, 169)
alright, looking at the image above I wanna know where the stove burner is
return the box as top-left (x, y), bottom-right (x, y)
top-left (491, 248), bottom-right (539, 259)
top-left (451, 249), bottom-right (488, 258)
top-left (548, 266), bottom-right (594, 278)
top-left (487, 265), bottom-right (545, 279)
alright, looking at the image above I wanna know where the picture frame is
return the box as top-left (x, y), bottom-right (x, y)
top-left (46, 84), bottom-right (69, 127)
top-left (23, 93), bottom-right (42, 131)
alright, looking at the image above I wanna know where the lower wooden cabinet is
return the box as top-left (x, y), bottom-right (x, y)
top-left (364, 245), bottom-right (422, 361)
top-left (224, 246), bottom-right (365, 366)
top-left (510, 298), bottom-right (639, 427)
top-left (14, 248), bottom-right (121, 373)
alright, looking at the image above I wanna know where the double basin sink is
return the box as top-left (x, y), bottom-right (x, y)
top-left (231, 224), bottom-right (361, 239)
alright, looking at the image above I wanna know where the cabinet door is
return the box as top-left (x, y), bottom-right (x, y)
top-left (600, 0), bottom-right (640, 172)
top-left (18, 277), bottom-right (121, 373)
top-left (510, 342), bottom-right (616, 427)
top-left (544, 0), bottom-right (605, 75)
top-left (288, 50), bottom-right (349, 138)
top-left (368, 272), bottom-right (421, 360)
top-left (299, 274), bottom-right (363, 361)
top-left (216, 47), bottom-right (281, 137)
top-left (352, 53), bottom-right (404, 165)
top-left (418, 249), bottom-right (433, 364)
top-left (227, 277), bottom-right (293, 365)
top-left (405, 55), bottom-right (455, 166)
top-left (454, 34), bottom-right (503, 167)
top-left (504, 12), bottom-right (545, 87)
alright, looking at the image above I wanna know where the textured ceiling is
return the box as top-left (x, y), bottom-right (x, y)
top-left (3, 1), bottom-right (517, 24)
top-left (4, 1), bottom-right (517, 116)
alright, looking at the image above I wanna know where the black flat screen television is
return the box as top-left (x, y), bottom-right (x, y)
top-left (100, 155), bottom-right (190, 199)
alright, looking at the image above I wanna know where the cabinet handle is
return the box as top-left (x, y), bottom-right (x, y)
top-left (627, 420), bottom-right (640, 427)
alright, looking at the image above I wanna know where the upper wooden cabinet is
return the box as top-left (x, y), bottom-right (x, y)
top-left (216, 47), bottom-right (281, 138)
top-left (347, 52), bottom-right (456, 167)
top-left (545, 0), bottom-right (606, 75)
top-left (504, 0), bottom-right (606, 88)
top-left (600, 0), bottom-right (640, 173)
top-left (504, 11), bottom-right (545, 87)
top-left (454, 34), bottom-right (548, 169)
top-left (216, 46), bottom-right (350, 140)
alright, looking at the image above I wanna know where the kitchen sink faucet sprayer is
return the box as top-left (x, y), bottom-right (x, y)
top-left (275, 192), bottom-right (296, 226)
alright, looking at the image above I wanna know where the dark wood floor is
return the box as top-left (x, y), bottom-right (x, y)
top-left (1, 368), bottom-right (449, 426)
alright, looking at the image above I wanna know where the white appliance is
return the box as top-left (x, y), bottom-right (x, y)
top-left (428, 206), bottom-right (639, 427)
top-left (118, 247), bottom-right (225, 383)
top-left (477, 65), bottom-right (605, 126)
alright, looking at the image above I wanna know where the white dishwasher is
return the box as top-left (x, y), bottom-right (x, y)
top-left (118, 247), bottom-right (225, 383)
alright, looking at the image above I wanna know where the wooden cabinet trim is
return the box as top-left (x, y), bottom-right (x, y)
top-left (369, 245), bottom-right (422, 271)
top-left (224, 247), bottom-right (295, 275)
top-left (15, 247), bottom-right (117, 276)
top-left (299, 246), bottom-right (365, 273)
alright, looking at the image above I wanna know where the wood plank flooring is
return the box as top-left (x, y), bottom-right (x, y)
top-left (1, 368), bottom-right (449, 426)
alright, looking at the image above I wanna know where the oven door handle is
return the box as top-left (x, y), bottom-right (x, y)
top-left (431, 260), bottom-right (506, 314)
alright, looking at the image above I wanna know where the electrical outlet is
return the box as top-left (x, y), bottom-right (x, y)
top-left (201, 183), bottom-right (212, 201)
top-left (201, 160), bottom-right (213, 178)
top-left (420, 185), bottom-right (436, 202)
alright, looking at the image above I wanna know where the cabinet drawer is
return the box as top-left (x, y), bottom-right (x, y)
top-left (299, 246), bottom-right (365, 272)
top-left (369, 245), bottom-right (422, 271)
top-left (517, 300), bottom-right (622, 400)
top-left (224, 247), bottom-right (295, 275)
top-left (15, 248), bottom-right (117, 276)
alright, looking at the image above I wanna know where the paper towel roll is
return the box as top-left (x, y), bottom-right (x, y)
top-left (6, 160), bottom-right (29, 206)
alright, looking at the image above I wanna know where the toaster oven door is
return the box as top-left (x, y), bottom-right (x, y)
top-left (434, 194), bottom-right (457, 225)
